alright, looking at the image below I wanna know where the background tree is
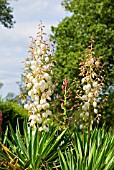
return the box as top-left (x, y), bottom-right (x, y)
top-left (51, 0), bottom-right (114, 128)
top-left (0, 82), bottom-right (3, 89)
top-left (0, 0), bottom-right (15, 28)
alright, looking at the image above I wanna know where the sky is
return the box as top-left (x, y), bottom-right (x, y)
top-left (0, 0), bottom-right (69, 98)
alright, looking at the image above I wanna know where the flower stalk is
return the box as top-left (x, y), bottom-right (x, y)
top-left (79, 41), bottom-right (104, 139)
top-left (20, 22), bottom-right (55, 132)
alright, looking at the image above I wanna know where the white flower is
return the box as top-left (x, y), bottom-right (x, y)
top-left (32, 78), bottom-right (37, 84)
top-left (24, 104), bottom-right (30, 110)
top-left (86, 84), bottom-right (91, 91)
top-left (29, 114), bottom-right (37, 121)
top-left (42, 65), bottom-right (47, 71)
top-left (93, 101), bottom-right (97, 107)
top-left (39, 127), bottom-right (43, 131)
top-left (82, 102), bottom-right (90, 111)
top-left (93, 98), bottom-right (97, 101)
top-left (34, 101), bottom-right (39, 106)
top-left (30, 103), bottom-right (34, 108)
top-left (40, 98), bottom-right (46, 105)
top-left (45, 57), bottom-right (49, 63)
top-left (42, 112), bottom-right (48, 118)
top-left (37, 59), bottom-right (42, 65)
top-left (85, 112), bottom-right (89, 116)
top-left (42, 93), bottom-right (46, 98)
top-left (27, 73), bottom-right (31, 79)
top-left (30, 120), bottom-right (36, 127)
top-left (39, 80), bottom-right (45, 86)
top-left (81, 78), bottom-right (85, 84)
top-left (94, 91), bottom-right (99, 97)
top-left (40, 86), bottom-right (46, 92)
top-left (28, 90), bottom-right (34, 97)
top-left (32, 108), bottom-right (37, 113)
top-left (36, 68), bottom-right (41, 73)
top-left (93, 81), bottom-right (98, 88)
top-left (82, 95), bottom-right (87, 100)
top-left (47, 81), bottom-right (52, 86)
top-left (85, 102), bottom-right (90, 108)
top-left (92, 73), bottom-right (95, 78)
top-left (79, 124), bottom-right (83, 129)
top-left (95, 61), bottom-right (100, 66)
top-left (83, 85), bottom-right (86, 91)
top-left (80, 113), bottom-right (83, 117)
top-left (90, 58), bottom-right (94, 63)
top-left (34, 83), bottom-right (39, 90)
top-left (33, 88), bottom-right (37, 94)
top-left (46, 110), bottom-right (52, 115)
top-left (36, 104), bottom-right (42, 111)
top-left (42, 103), bottom-right (50, 110)
top-left (88, 92), bottom-right (93, 98)
top-left (94, 108), bottom-right (98, 114)
top-left (37, 48), bottom-right (42, 56)
top-left (43, 125), bottom-right (49, 132)
top-left (29, 76), bottom-right (34, 82)
top-left (44, 73), bottom-right (51, 81)
top-left (40, 43), bottom-right (46, 50)
top-left (26, 83), bottom-right (32, 89)
top-left (36, 117), bottom-right (42, 124)
top-left (82, 105), bottom-right (87, 111)
top-left (31, 65), bottom-right (36, 70)
top-left (46, 90), bottom-right (52, 96)
top-left (35, 96), bottom-right (39, 101)
top-left (31, 94), bottom-right (35, 100)
top-left (83, 84), bottom-right (91, 91)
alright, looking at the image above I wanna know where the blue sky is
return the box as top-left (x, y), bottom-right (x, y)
top-left (0, 0), bottom-right (69, 98)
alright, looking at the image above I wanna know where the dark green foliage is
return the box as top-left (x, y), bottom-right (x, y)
top-left (1, 122), bottom-right (113, 169)
top-left (0, 82), bottom-right (3, 89)
top-left (0, 100), bottom-right (28, 134)
top-left (59, 128), bottom-right (114, 170)
top-left (0, 0), bottom-right (15, 28)
top-left (51, 0), bottom-right (114, 128)
top-left (0, 120), bottom-right (70, 169)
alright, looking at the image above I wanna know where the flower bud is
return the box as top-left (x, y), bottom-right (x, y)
top-left (45, 57), bottom-right (49, 63)
top-left (42, 112), bottom-right (48, 118)
top-left (94, 108), bottom-right (98, 114)
top-left (82, 95), bottom-right (87, 100)
top-left (81, 78), bottom-right (85, 84)
top-left (88, 92), bottom-right (93, 98)
top-left (93, 81), bottom-right (98, 88)
top-left (79, 124), bottom-right (83, 129)
top-left (85, 112), bottom-right (89, 116)
top-left (93, 101), bottom-right (97, 107)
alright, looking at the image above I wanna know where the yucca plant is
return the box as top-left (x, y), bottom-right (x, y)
top-left (0, 119), bottom-right (70, 170)
top-left (59, 128), bottom-right (114, 170)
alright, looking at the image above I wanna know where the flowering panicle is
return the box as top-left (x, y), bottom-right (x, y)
top-left (21, 22), bottom-right (55, 132)
top-left (79, 42), bottom-right (104, 129)
top-left (54, 78), bottom-right (76, 130)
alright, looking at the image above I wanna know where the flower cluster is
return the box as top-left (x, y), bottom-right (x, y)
top-left (21, 22), bottom-right (54, 132)
top-left (79, 43), bottom-right (104, 129)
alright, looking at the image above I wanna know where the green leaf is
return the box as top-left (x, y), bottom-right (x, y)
top-left (59, 150), bottom-right (68, 170)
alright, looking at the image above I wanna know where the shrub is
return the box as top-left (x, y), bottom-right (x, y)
top-left (0, 100), bottom-right (28, 134)
top-left (59, 128), bottom-right (114, 170)
top-left (0, 119), bottom-right (70, 169)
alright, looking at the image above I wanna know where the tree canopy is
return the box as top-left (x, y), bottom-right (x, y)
top-left (51, 0), bottom-right (114, 86)
top-left (0, 0), bottom-right (15, 28)
top-left (50, 0), bottom-right (114, 127)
